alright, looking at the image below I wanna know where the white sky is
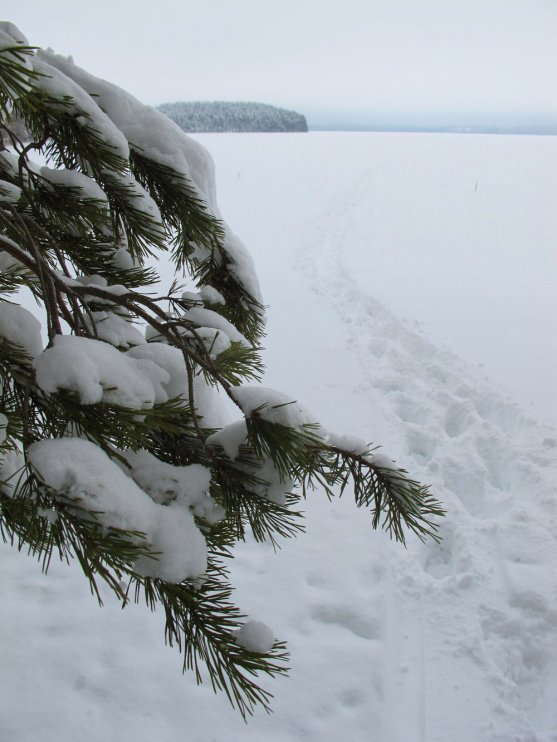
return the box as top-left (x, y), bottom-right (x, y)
top-left (9, 1), bottom-right (557, 122)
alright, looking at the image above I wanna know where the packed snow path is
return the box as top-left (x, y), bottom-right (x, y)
top-left (1, 132), bottom-right (556, 742)
top-left (294, 165), bottom-right (557, 741)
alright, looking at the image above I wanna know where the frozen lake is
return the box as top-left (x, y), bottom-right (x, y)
top-left (194, 131), bottom-right (557, 429)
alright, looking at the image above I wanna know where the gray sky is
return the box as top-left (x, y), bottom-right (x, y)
top-left (10, 1), bottom-right (557, 123)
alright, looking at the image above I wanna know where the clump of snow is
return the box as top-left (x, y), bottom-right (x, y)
top-left (133, 504), bottom-right (206, 582)
top-left (32, 55), bottom-right (130, 163)
top-left (110, 246), bottom-right (138, 270)
top-left (181, 306), bottom-right (250, 348)
top-left (0, 22), bottom-right (27, 46)
top-left (28, 438), bottom-right (207, 582)
top-left (234, 621), bottom-right (275, 654)
top-left (0, 447), bottom-right (25, 497)
top-left (199, 285), bottom-right (225, 305)
top-left (232, 386), bottom-right (320, 430)
top-left (37, 506), bottom-right (58, 524)
top-left (220, 228), bottom-right (263, 307)
top-left (0, 23), bottom-right (32, 98)
top-left (0, 234), bottom-right (33, 275)
top-left (66, 274), bottom-right (131, 302)
top-left (40, 167), bottom-right (108, 204)
top-left (0, 180), bottom-right (22, 203)
top-left (251, 459), bottom-right (294, 506)
top-left (100, 284), bottom-right (130, 297)
top-left (323, 432), bottom-right (369, 455)
top-left (123, 448), bottom-right (223, 523)
top-left (39, 49), bottom-right (264, 310)
top-left (0, 413), bottom-right (8, 444)
top-left (365, 452), bottom-right (396, 470)
top-left (180, 291), bottom-right (203, 306)
top-left (0, 249), bottom-right (25, 273)
top-left (34, 335), bottom-right (170, 408)
top-left (207, 419), bottom-right (293, 505)
top-left (0, 151), bottom-right (20, 177)
top-left (191, 327), bottom-right (231, 359)
top-left (206, 419), bottom-right (248, 461)
top-left (0, 301), bottom-right (43, 358)
top-left (85, 311), bottom-right (146, 349)
top-left (125, 342), bottom-right (187, 401)
top-left (100, 169), bottom-right (165, 237)
top-left (127, 341), bottom-right (228, 428)
top-left (74, 274), bottom-right (107, 288)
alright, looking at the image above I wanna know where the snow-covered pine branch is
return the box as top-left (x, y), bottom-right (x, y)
top-left (0, 22), bottom-right (444, 717)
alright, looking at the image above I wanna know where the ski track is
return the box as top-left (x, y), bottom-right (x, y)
top-left (298, 171), bottom-right (557, 742)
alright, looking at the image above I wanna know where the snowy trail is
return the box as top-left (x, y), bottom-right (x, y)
top-left (297, 165), bottom-right (557, 740)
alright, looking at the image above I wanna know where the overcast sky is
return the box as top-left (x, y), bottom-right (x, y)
top-left (10, 1), bottom-right (557, 123)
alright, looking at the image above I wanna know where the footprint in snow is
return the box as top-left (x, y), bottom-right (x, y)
top-left (309, 602), bottom-right (380, 641)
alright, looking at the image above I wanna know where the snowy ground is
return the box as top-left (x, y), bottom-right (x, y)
top-left (1, 132), bottom-right (556, 742)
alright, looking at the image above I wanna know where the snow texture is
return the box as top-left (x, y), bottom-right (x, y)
top-left (0, 22), bottom-right (28, 47)
top-left (32, 56), bottom-right (129, 162)
top-left (0, 300), bottom-right (43, 357)
top-left (0, 180), bottom-right (22, 203)
top-left (0, 151), bottom-right (22, 178)
top-left (235, 621), bottom-right (275, 653)
top-left (100, 168), bottom-right (165, 235)
top-left (123, 448), bottom-right (222, 523)
top-left (124, 342), bottom-right (187, 400)
top-left (85, 311), bottom-right (146, 349)
top-left (207, 418), bottom-right (293, 506)
top-left (207, 419), bottom-right (248, 461)
top-left (111, 246), bottom-right (138, 271)
top-left (33, 335), bottom-right (170, 408)
top-left (0, 448), bottom-right (24, 497)
top-left (0, 23), bottom-right (32, 97)
top-left (199, 285), bottom-right (226, 305)
top-left (125, 341), bottom-right (229, 428)
top-left (39, 166), bottom-right (108, 203)
top-left (0, 413), bottom-right (7, 443)
top-left (233, 385), bottom-right (319, 428)
top-left (181, 305), bottom-right (249, 348)
top-left (28, 438), bottom-right (207, 582)
top-left (38, 49), bottom-right (264, 309)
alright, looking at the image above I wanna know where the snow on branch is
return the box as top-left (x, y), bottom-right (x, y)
top-left (0, 22), bottom-right (443, 718)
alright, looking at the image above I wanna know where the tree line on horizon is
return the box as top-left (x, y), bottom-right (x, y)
top-left (157, 101), bottom-right (308, 133)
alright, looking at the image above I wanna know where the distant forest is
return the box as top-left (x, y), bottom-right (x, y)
top-left (158, 101), bottom-right (308, 133)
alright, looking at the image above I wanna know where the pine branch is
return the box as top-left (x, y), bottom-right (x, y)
top-left (134, 560), bottom-right (289, 718)
top-left (0, 45), bottom-right (39, 116)
top-left (0, 34), bottom-right (444, 719)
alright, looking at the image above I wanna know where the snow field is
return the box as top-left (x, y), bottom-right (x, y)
top-left (1, 132), bottom-right (556, 741)
top-left (199, 131), bottom-right (557, 740)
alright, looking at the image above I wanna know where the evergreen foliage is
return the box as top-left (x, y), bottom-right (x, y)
top-left (158, 100), bottom-right (308, 133)
top-left (0, 24), bottom-right (443, 717)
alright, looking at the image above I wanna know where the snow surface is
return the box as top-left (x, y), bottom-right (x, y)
top-left (1, 132), bottom-right (556, 742)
